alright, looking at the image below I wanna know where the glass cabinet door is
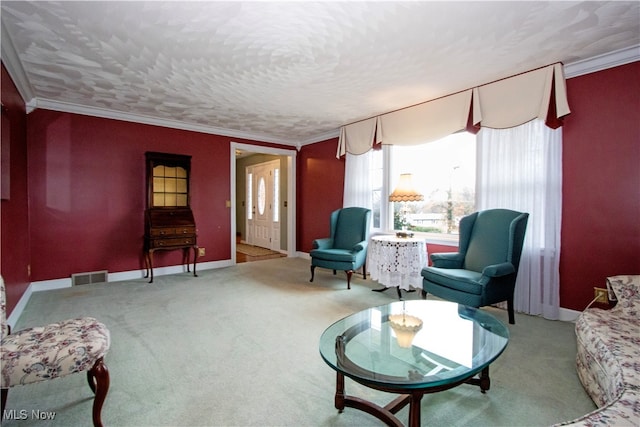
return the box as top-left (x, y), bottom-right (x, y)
top-left (146, 152), bottom-right (192, 209)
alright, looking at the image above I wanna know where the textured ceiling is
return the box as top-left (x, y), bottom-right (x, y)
top-left (1, 1), bottom-right (639, 146)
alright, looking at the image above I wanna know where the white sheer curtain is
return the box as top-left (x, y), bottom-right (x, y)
top-left (476, 119), bottom-right (562, 320)
top-left (343, 151), bottom-right (374, 209)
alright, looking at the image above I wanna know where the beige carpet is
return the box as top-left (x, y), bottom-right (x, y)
top-left (3, 257), bottom-right (596, 426)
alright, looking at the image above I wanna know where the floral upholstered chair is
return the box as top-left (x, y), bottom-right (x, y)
top-left (0, 276), bottom-right (111, 427)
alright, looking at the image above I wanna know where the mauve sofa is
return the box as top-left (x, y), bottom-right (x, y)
top-left (558, 275), bottom-right (640, 426)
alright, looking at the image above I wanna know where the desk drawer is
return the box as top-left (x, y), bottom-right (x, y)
top-left (150, 227), bottom-right (195, 237)
top-left (175, 226), bottom-right (195, 235)
top-left (150, 237), bottom-right (195, 248)
top-left (150, 228), bottom-right (175, 237)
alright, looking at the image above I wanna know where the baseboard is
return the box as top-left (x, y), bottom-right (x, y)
top-left (558, 307), bottom-right (582, 323)
top-left (6, 283), bottom-right (34, 330)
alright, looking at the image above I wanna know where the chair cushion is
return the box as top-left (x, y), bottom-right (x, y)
top-left (1, 317), bottom-right (110, 387)
top-left (464, 210), bottom-right (515, 272)
top-left (310, 248), bottom-right (356, 263)
top-left (421, 267), bottom-right (485, 295)
top-left (333, 209), bottom-right (367, 249)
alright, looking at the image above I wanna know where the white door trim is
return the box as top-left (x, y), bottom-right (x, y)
top-left (230, 142), bottom-right (297, 264)
top-left (246, 159), bottom-right (279, 250)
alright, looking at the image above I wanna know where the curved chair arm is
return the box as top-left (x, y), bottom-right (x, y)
top-left (482, 262), bottom-right (516, 278)
top-left (352, 240), bottom-right (368, 253)
top-left (431, 252), bottom-right (464, 269)
top-left (312, 238), bottom-right (333, 250)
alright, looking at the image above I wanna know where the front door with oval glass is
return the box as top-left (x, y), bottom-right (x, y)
top-left (246, 160), bottom-right (280, 250)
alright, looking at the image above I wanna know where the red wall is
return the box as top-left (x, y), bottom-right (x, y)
top-left (296, 139), bottom-right (345, 252)
top-left (26, 110), bottom-right (237, 280)
top-left (1, 64), bottom-right (30, 313)
top-left (25, 110), bottom-right (291, 283)
top-left (426, 244), bottom-right (458, 265)
top-left (561, 61), bottom-right (640, 311)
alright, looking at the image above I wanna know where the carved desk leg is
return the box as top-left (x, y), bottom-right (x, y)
top-left (146, 250), bottom-right (154, 283)
top-left (192, 246), bottom-right (198, 277)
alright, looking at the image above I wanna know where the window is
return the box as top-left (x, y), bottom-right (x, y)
top-left (373, 132), bottom-right (476, 240)
top-left (247, 172), bottom-right (253, 220)
top-left (257, 176), bottom-right (266, 215)
top-left (370, 149), bottom-right (383, 229)
top-left (273, 168), bottom-right (280, 222)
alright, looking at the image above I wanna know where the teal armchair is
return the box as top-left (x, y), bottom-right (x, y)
top-left (310, 207), bottom-right (371, 289)
top-left (421, 209), bottom-right (529, 324)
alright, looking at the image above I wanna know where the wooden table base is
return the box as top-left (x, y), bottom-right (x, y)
top-left (334, 366), bottom-right (490, 427)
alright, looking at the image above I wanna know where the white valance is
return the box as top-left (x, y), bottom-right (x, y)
top-left (379, 90), bottom-right (472, 147)
top-left (336, 117), bottom-right (380, 158)
top-left (337, 63), bottom-right (570, 157)
top-left (473, 63), bottom-right (570, 129)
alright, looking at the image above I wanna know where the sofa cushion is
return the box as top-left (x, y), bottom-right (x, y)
top-left (561, 275), bottom-right (640, 427)
top-left (576, 310), bottom-right (624, 406)
top-left (556, 389), bottom-right (640, 426)
top-left (608, 275), bottom-right (640, 317)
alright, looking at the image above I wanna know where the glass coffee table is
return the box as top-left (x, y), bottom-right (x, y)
top-left (319, 300), bottom-right (509, 427)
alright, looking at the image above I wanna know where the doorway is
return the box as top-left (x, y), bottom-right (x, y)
top-left (230, 142), bottom-right (296, 264)
top-left (246, 159), bottom-right (280, 250)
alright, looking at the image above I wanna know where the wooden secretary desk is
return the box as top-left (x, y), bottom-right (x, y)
top-left (144, 152), bottom-right (198, 283)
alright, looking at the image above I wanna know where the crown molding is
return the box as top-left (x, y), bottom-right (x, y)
top-left (33, 96), bottom-right (339, 147)
top-left (564, 44), bottom-right (640, 78)
top-left (33, 98), bottom-right (299, 146)
top-left (299, 128), bottom-right (340, 146)
top-left (1, 20), bottom-right (36, 107)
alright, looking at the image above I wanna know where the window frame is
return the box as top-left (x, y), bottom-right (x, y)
top-left (372, 134), bottom-right (476, 245)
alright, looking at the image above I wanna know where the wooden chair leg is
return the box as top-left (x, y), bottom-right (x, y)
top-left (421, 290), bottom-right (427, 299)
top-left (87, 357), bottom-right (110, 427)
top-left (362, 262), bottom-right (367, 280)
top-left (507, 297), bottom-right (515, 324)
top-left (309, 265), bottom-right (315, 282)
top-left (346, 270), bottom-right (353, 290)
top-left (87, 369), bottom-right (96, 394)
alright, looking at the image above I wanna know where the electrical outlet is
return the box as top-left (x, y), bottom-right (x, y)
top-left (593, 287), bottom-right (608, 304)
top-left (198, 248), bottom-right (205, 257)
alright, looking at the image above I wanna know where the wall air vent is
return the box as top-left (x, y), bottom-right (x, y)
top-left (71, 270), bottom-right (108, 286)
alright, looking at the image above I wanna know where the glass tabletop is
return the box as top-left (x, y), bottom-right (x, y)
top-left (319, 300), bottom-right (509, 390)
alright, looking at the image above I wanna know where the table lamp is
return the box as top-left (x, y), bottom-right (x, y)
top-left (389, 173), bottom-right (424, 238)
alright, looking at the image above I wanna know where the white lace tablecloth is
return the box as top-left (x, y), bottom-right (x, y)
top-left (368, 235), bottom-right (427, 291)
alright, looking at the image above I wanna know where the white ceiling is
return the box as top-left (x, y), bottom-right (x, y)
top-left (1, 1), bottom-right (639, 146)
